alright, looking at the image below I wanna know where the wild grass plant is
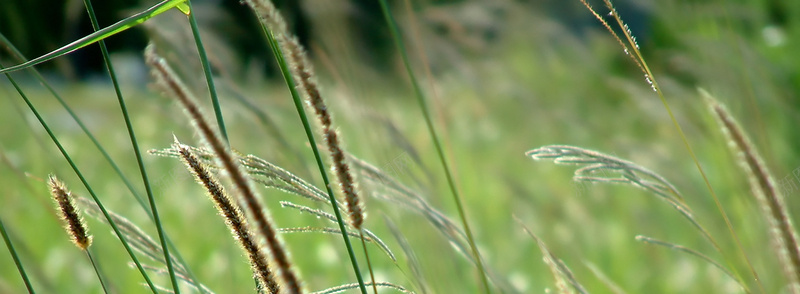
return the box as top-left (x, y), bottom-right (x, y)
top-left (1, 0), bottom-right (799, 293)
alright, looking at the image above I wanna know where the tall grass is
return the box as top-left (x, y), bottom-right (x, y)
top-left (1, 0), bottom-right (799, 293)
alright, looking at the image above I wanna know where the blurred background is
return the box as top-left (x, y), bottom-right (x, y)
top-left (2, 0), bottom-right (800, 293)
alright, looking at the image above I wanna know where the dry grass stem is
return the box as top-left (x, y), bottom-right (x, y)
top-left (244, 0), bottom-right (366, 230)
top-left (48, 175), bottom-right (92, 250)
top-left (311, 282), bottom-right (412, 294)
top-left (702, 90), bottom-right (800, 290)
top-left (145, 45), bottom-right (302, 293)
top-left (175, 140), bottom-right (279, 293)
top-left (514, 216), bottom-right (587, 294)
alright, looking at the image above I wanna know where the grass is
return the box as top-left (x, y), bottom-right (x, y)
top-left (1, 0), bottom-right (800, 293)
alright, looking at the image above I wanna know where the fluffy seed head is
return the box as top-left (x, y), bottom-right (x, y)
top-left (49, 175), bottom-right (92, 250)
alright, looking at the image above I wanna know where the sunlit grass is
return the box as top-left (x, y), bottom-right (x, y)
top-left (2, 0), bottom-right (799, 293)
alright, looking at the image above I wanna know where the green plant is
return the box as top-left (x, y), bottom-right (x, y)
top-left (2, 0), bottom-right (799, 293)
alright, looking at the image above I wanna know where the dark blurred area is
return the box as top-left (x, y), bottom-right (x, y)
top-left (0, 0), bottom-right (653, 80)
top-left (0, 0), bottom-right (791, 81)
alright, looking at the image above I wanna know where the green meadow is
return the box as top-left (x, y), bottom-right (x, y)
top-left (1, 0), bottom-right (799, 293)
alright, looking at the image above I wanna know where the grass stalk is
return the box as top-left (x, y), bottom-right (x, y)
top-left (0, 31), bottom-right (206, 294)
top-left (1, 63), bottom-right (159, 293)
top-left (359, 230), bottom-right (379, 294)
top-left (146, 46), bottom-right (302, 293)
top-left (185, 0), bottom-right (228, 143)
top-left (257, 19), bottom-right (367, 294)
top-left (703, 91), bottom-right (800, 291)
top-left (49, 175), bottom-right (112, 294)
top-left (85, 250), bottom-right (111, 294)
top-left (80, 0), bottom-right (181, 292)
top-left (176, 141), bottom-right (278, 292)
top-left (578, 0), bottom-right (762, 291)
top-left (375, 1), bottom-right (491, 292)
top-left (0, 216), bottom-right (34, 293)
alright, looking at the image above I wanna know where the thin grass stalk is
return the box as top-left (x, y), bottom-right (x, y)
top-left (277, 27), bottom-right (373, 293)
top-left (278, 202), bottom-right (396, 261)
top-left (583, 262), bottom-right (626, 294)
top-left (359, 230), bottom-right (379, 294)
top-left (0, 33), bottom-right (207, 294)
top-left (145, 47), bottom-right (302, 293)
top-left (514, 216), bottom-right (587, 294)
top-left (375, 1), bottom-right (490, 292)
top-left (0, 32), bottom-right (147, 219)
top-left (0, 216), bottom-right (34, 293)
top-left (312, 282), bottom-right (412, 294)
top-left (85, 250), bottom-right (111, 294)
top-left (1, 64), bottom-right (158, 293)
top-left (578, 0), bottom-right (760, 291)
top-left (383, 216), bottom-right (430, 294)
top-left (635, 235), bottom-right (737, 282)
top-left (79, 1), bottom-right (181, 292)
top-left (242, 2), bottom-right (370, 290)
top-left (703, 91), bottom-right (800, 291)
top-left (258, 20), bottom-right (367, 294)
top-left (176, 142), bottom-right (278, 293)
top-left (77, 197), bottom-right (214, 293)
top-left (185, 0), bottom-right (228, 143)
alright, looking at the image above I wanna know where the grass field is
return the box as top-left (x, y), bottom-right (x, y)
top-left (2, 0), bottom-right (800, 293)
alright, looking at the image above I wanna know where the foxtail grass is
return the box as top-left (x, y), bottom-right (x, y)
top-left (48, 175), bottom-right (111, 294)
top-left (242, 0), bottom-right (370, 292)
top-left (1, 61), bottom-right (159, 293)
top-left (49, 176), bottom-right (93, 251)
top-left (145, 45), bottom-right (302, 293)
top-left (0, 36), bottom-right (202, 293)
top-left (175, 140), bottom-right (278, 292)
top-left (702, 90), bottom-right (800, 291)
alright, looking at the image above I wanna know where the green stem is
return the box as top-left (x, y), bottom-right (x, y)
top-left (186, 0), bottom-right (228, 143)
top-left (261, 26), bottom-right (367, 294)
top-left (375, 1), bottom-right (491, 292)
top-left (81, 0), bottom-right (181, 292)
top-left (2, 65), bottom-right (159, 293)
top-left (0, 216), bottom-right (35, 294)
top-left (0, 31), bottom-right (208, 294)
top-left (86, 250), bottom-right (111, 294)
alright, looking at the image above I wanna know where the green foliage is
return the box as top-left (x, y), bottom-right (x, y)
top-left (2, 0), bottom-right (799, 293)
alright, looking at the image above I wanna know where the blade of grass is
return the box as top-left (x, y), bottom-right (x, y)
top-left (635, 235), bottom-right (737, 282)
top-left (260, 24), bottom-right (367, 294)
top-left (0, 0), bottom-right (187, 74)
top-left (80, 0), bottom-right (181, 292)
top-left (578, 0), bottom-right (761, 291)
top-left (0, 32), bottom-right (208, 294)
top-left (1, 64), bottom-right (159, 293)
top-left (184, 0), bottom-right (228, 143)
top-left (375, 1), bottom-right (491, 292)
top-left (85, 250), bottom-right (111, 294)
top-left (0, 216), bottom-right (35, 294)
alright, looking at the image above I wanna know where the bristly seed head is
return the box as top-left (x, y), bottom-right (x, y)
top-left (48, 175), bottom-right (92, 250)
